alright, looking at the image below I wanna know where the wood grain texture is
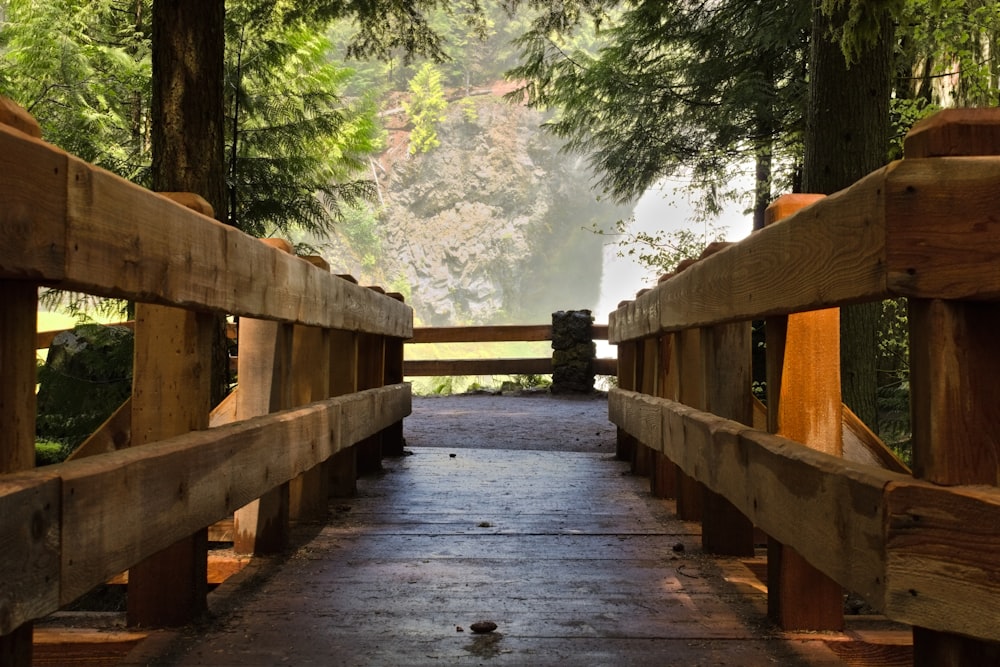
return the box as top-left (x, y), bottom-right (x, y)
top-left (611, 386), bottom-right (1000, 641)
top-left (0, 473), bottom-right (60, 635)
top-left (609, 157), bottom-right (1000, 343)
top-left (610, 388), bottom-right (893, 608)
top-left (55, 384), bottom-right (408, 605)
top-left (0, 129), bottom-right (410, 337)
top-left (0, 96), bottom-right (42, 138)
top-left (403, 357), bottom-right (552, 377)
top-left (885, 481), bottom-right (1000, 642)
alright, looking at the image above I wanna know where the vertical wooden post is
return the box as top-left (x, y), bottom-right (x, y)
top-left (632, 335), bottom-right (658, 477)
top-left (233, 239), bottom-right (294, 555)
top-left (288, 256), bottom-right (332, 521)
top-left (127, 194), bottom-right (214, 628)
top-left (615, 306), bottom-right (638, 462)
top-left (764, 193), bottom-right (844, 631)
top-left (700, 322), bottom-right (756, 556)
top-left (328, 326), bottom-right (359, 497)
top-left (674, 328), bottom-right (704, 521)
top-left (380, 293), bottom-right (406, 457)
top-left (127, 305), bottom-right (213, 626)
top-left (651, 334), bottom-right (678, 499)
top-left (903, 109), bottom-right (1000, 665)
top-left (355, 287), bottom-right (386, 475)
top-left (0, 281), bottom-right (37, 664)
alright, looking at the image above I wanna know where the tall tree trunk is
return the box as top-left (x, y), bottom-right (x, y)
top-left (150, 0), bottom-right (228, 405)
top-left (802, 2), bottom-right (893, 432)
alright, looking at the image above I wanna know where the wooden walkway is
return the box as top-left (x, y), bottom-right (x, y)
top-left (129, 397), bottom-right (908, 666)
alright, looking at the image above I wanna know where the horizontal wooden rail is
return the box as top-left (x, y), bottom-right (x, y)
top-left (409, 324), bottom-right (609, 344)
top-left (0, 126), bottom-right (410, 337)
top-left (609, 156), bottom-right (1000, 343)
top-left (405, 324), bottom-right (616, 377)
top-left (0, 383), bottom-right (410, 634)
top-left (403, 357), bottom-right (617, 377)
top-left (609, 387), bottom-right (1000, 642)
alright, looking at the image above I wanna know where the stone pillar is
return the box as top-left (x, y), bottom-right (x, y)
top-left (550, 310), bottom-right (596, 394)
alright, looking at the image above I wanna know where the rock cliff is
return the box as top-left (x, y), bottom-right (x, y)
top-left (327, 91), bottom-right (630, 326)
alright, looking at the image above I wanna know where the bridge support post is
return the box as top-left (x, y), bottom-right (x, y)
top-left (0, 281), bottom-right (38, 665)
top-left (764, 194), bottom-right (844, 631)
top-left (356, 307), bottom-right (385, 475)
top-left (126, 193), bottom-right (216, 628)
top-left (699, 322), bottom-right (755, 556)
top-left (234, 239), bottom-right (294, 556)
top-left (673, 328), bottom-right (704, 521)
top-left (328, 328), bottom-right (359, 496)
top-left (904, 110), bottom-right (1000, 665)
top-left (650, 335), bottom-right (678, 498)
top-left (289, 259), bottom-right (333, 521)
top-left (127, 304), bottom-right (213, 626)
top-left (380, 293), bottom-right (406, 457)
top-left (615, 319), bottom-right (638, 463)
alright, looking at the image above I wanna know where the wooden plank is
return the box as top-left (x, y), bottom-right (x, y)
top-left (409, 325), bottom-right (553, 344)
top-left (356, 331), bottom-right (386, 474)
top-left (126, 304), bottom-right (213, 627)
top-left (0, 129), bottom-right (411, 337)
top-left (0, 96), bottom-right (42, 138)
top-left (328, 330), bottom-right (359, 497)
top-left (289, 323), bottom-right (331, 521)
top-left (0, 473), bottom-right (61, 636)
top-left (700, 322), bottom-right (755, 556)
top-left (234, 310), bottom-right (294, 556)
top-left (0, 127), bottom-right (67, 282)
top-left (409, 324), bottom-right (609, 344)
top-left (65, 399), bottom-right (131, 461)
top-left (674, 328), bottom-right (704, 521)
top-left (763, 194), bottom-right (843, 632)
top-left (403, 357), bottom-right (552, 377)
top-left (885, 481), bottom-right (1000, 642)
top-left (55, 385), bottom-right (405, 605)
top-left (608, 156), bottom-right (1000, 343)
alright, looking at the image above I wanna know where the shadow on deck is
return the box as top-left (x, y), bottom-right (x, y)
top-left (41, 394), bottom-right (912, 666)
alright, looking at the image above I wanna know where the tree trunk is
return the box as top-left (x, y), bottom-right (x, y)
top-left (801, 3), bottom-right (893, 432)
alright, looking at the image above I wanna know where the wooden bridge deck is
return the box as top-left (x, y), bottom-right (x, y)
top-left (122, 395), bottom-right (909, 666)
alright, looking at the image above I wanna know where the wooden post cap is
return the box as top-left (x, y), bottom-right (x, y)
top-left (261, 238), bottom-right (293, 253)
top-left (337, 274), bottom-right (359, 284)
top-left (0, 96), bottom-right (42, 138)
top-left (300, 255), bottom-right (331, 271)
top-left (905, 108), bottom-right (1000, 158)
top-left (386, 292), bottom-right (405, 302)
top-left (160, 192), bottom-right (215, 218)
top-left (764, 193), bottom-right (826, 226)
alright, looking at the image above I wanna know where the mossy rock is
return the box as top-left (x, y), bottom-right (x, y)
top-left (36, 324), bottom-right (133, 451)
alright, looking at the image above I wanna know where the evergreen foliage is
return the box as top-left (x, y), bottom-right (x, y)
top-left (403, 62), bottom-right (448, 153)
top-left (225, 1), bottom-right (382, 236)
top-left (508, 0), bottom-right (810, 226)
top-left (0, 0), bottom-right (152, 180)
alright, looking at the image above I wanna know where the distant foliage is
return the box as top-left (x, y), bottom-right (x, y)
top-left (225, 2), bottom-right (382, 236)
top-left (403, 62), bottom-right (448, 154)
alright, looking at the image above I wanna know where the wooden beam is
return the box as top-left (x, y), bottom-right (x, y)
top-left (403, 358), bottom-right (552, 377)
top-left (126, 304), bottom-right (213, 627)
top-left (408, 324), bottom-right (611, 344)
top-left (0, 127), bottom-right (411, 338)
top-left (609, 386), bottom-right (1000, 642)
top-left (233, 286), bottom-right (294, 556)
top-left (608, 156), bottom-right (1000, 343)
top-left (0, 279), bottom-right (41, 664)
top-left (52, 384), bottom-right (409, 606)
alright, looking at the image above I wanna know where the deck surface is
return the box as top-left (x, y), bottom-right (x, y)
top-left (138, 394), bottom-right (908, 666)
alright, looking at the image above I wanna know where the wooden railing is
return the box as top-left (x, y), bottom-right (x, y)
top-left (608, 109), bottom-right (1000, 657)
top-left (404, 324), bottom-right (617, 377)
top-left (0, 100), bottom-right (412, 659)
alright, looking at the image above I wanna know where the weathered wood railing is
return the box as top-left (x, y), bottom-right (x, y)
top-left (0, 101), bottom-right (412, 662)
top-left (404, 324), bottom-right (617, 377)
top-left (608, 109), bottom-right (1000, 661)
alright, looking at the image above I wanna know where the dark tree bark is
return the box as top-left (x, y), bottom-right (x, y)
top-left (802, 2), bottom-right (893, 432)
